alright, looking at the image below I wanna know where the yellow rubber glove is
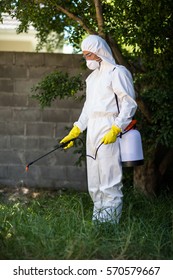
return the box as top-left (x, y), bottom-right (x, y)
top-left (60, 125), bottom-right (81, 149)
top-left (102, 125), bottom-right (121, 144)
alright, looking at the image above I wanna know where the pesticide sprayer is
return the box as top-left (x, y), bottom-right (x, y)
top-left (25, 122), bottom-right (144, 172)
top-left (119, 120), bottom-right (144, 167)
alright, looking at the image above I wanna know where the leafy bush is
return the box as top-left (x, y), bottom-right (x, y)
top-left (31, 70), bottom-right (84, 108)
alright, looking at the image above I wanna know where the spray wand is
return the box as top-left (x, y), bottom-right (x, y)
top-left (25, 139), bottom-right (77, 172)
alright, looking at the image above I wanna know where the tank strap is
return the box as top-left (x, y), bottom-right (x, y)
top-left (114, 92), bottom-right (120, 114)
top-left (114, 92), bottom-right (122, 138)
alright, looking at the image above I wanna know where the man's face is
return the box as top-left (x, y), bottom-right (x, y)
top-left (83, 51), bottom-right (101, 61)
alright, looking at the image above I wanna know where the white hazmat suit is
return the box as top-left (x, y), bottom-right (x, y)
top-left (76, 35), bottom-right (137, 223)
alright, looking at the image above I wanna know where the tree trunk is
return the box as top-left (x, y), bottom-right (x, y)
top-left (133, 159), bottom-right (157, 197)
top-left (133, 145), bottom-right (173, 196)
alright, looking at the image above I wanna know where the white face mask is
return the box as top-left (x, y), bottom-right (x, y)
top-left (86, 60), bottom-right (100, 70)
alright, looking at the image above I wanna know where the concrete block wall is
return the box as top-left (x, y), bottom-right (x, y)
top-left (0, 52), bottom-right (87, 191)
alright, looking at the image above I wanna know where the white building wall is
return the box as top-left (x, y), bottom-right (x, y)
top-left (0, 13), bottom-right (73, 53)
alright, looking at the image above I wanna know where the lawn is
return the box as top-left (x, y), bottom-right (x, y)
top-left (0, 186), bottom-right (173, 260)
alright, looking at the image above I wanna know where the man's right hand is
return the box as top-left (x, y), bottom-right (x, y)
top-left (60, 125), bottom-right (81, 149)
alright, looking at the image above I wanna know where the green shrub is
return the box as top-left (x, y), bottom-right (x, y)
top-left (31, 70), bottom-right (84, 108)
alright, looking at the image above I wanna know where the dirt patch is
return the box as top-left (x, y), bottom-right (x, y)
top-left (0, 185), bottom-right (67, 203)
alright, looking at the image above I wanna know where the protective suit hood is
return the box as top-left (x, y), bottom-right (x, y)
top-left (81, 35), bottom-right (116, 67)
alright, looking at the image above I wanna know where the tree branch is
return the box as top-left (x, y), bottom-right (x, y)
top-left (51, 1), bottom-right (96, 35)
top-left (93, 0), bottom-right (105, 37)
top-left (106, 35), bottom-right (135, 72)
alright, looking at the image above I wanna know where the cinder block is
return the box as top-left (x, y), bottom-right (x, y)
top-left (0, 165), bottom-right (8, 179)
top-left (0, 92), bottom-right (13, 106)
top-left (44, 53), bottom-right (82, 68)
top-left (27, 94), bottom-right (41, 107)
top-left (10, 136), bottom-right (40, 150)
top-left (0, 79), bottom-right (14, 92)
top-left (39, 137), bottom-right (57, 150)
top-left (28, 66), bottom-right (55, 79)
top-left (15, 52), bottom-right (45, 66)
top-left (0, 65), bottom-right (12, 78)
top-left (10, 136), bottom-right (25, 150)
top-left (54, 122), bottom-right (71, 138)
top-left (0, 65), bottom-right (27, 78)
top-left (12, 65), bottom-right (27, 78)
top-left (7, 165), bottom-right (26, 181)
top-left (12, 94), bottom-right (28, 107)
top-left (26, 122), bottom-right (55, 136)
top-left (40, 166), bottom-right (67, 180)
top-left (69, 108), bottom-right (82, 122)
top-left (14, 79), bottom-right (37, 94)
top-left (44, 53), bottom-right (67, 66)
top-left (13, 108), bottom-right (42, 122)
top-left (0, 178), bottom-right (14, 187)
top-left (42, 108), bottom-right (70, 122)
top-left (66, 165), bottom-right (87, 182)
top-left (25, 137), bottom-right (40, 150)
top-left (0, 121), bottom-right (24, 135)
top-left (45, 148), bottom-right (80, 167)
top-left (51, 98), bottom-right (84, 109)
top-left (0, 151), bottom-right (22, 164)
top-left (0, 107), bottom-right (13, 120)
top-left (0, 136), bottom-right (11, 149)
top-left (0, 92), bottom-right (27, 107)
top-left (0, 52), bottom-right (14, 65)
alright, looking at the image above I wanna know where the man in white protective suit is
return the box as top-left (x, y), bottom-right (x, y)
top-left (60, 35), bottom-right (137, 224)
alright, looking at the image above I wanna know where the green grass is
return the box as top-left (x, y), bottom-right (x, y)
top-left (0, 187), bottom-right (173, 260)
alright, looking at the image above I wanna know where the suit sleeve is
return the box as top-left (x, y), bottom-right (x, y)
top-left (112, 68), bottom-right (137, 130)
top-left (74, 100), bottom-right (88, 132)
